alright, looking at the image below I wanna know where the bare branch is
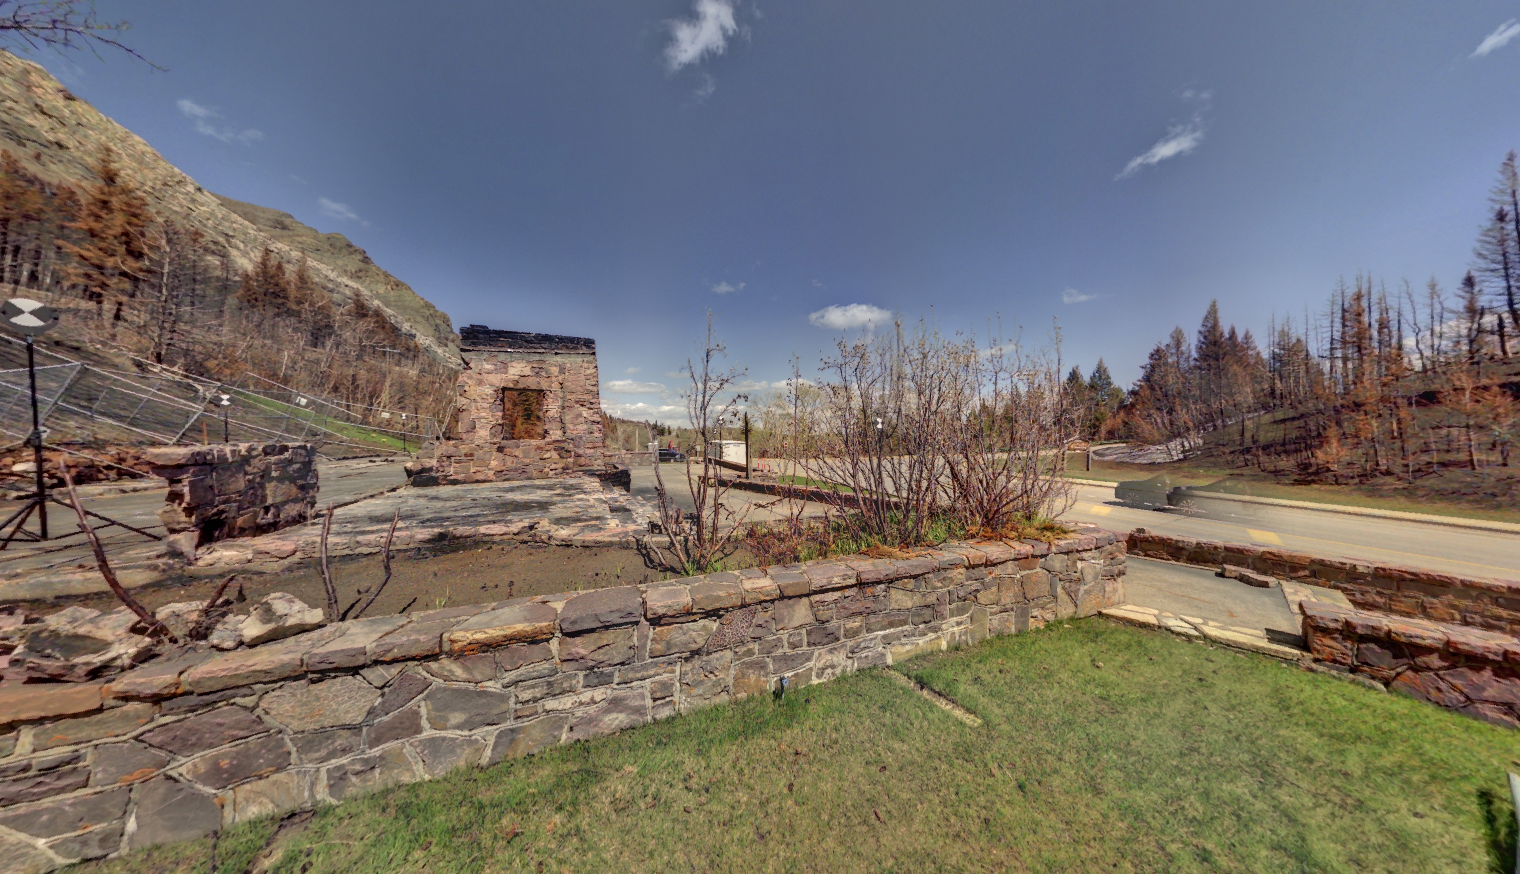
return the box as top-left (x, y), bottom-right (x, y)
top-left (61, 465), bottom-right (175, 641)
top-left (318, 504), bottom-right (338, 622)
top-left (345, 509), bottom-right (398, 620)
top-left (0, 1), bottom-right (160, 67)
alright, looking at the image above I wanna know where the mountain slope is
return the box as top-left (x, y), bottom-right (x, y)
top-left (0, 49), bottom-right (457, 362)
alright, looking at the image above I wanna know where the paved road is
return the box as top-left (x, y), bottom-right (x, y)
top-left (1060, 481), bottom-right (1520, 581)
top-left (627, 464), bottom-right (830, 527)
top-left (0, 458), bottom-right (409, 575)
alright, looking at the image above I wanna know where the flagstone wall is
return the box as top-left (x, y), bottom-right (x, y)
top-left (144, 443), bottom-right (318, 558)
top-left (0, 530), bottom-right (1125, 872)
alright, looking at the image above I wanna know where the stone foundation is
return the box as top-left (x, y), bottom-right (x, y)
top-left (1300, 601), bottom-right (1520, 729)
top-left (1126, 529), bottom-right (1520, 635)
top-left (144, 443), bottom-right (317, 554)
top-left (0, 530), bottom-right (1125, 870)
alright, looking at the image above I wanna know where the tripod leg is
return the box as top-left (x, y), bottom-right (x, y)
top-left (47, 498), bottom-right (163, 541)
top-left (46, 496), bottom-right (163, 542)
top-left (0, 499), bottom-right (41, 550)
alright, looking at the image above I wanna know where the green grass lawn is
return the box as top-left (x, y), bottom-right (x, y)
top-left (81, 621), bottom-right (1520, 874)
top-left (230, 390), bottom-right (415, 452)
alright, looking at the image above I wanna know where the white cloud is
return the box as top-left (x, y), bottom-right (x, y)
top-left (603, 380), bottom-right (668, 394)
top-left (808, 303), bottom-right (893, 332)
top-left (1472, 19), bottom-right (1520, 58)
top-left (665, 371), bottom-right (685, 379)
top-left (624, 366), bottom-right (641, 374)
top-left (1116, 91), bottom-right (1211, 180)
top-left (176, 98), bottom-right (263, 145)
top-left (693, 73), bottom-right (718, 102)
top-left (318, 197), bottom-right (362, 223)
top-left (711, 281), bottom-right (744, 295)
top-left (600, 399), bottom-right (687, 424)
top-left (1061, 288), bottom-right (1097, 305)
top-left (664, 0), bottom-right (739, 72)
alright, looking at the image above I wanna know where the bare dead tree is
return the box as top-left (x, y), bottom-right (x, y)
top-left (0, 1), bottom-right (157, 65)
top-left (647, 311), bottom-right (753, 574)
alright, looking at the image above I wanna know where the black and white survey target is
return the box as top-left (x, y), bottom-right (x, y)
top-left (1, 298), bottom-right (60, 337)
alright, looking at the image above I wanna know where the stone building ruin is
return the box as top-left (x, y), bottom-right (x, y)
top-left (406, 325), bottom-right (607, 486)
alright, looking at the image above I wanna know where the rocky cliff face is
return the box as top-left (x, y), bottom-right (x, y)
top-left (0, 50), bottom-right (457, 363)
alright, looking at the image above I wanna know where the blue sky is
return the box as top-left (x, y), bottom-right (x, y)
top-left (24, 1), bottom-right (1520, 421)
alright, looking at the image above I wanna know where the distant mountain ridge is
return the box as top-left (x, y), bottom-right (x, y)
top-left (0, 49), bottom-right (458, 363)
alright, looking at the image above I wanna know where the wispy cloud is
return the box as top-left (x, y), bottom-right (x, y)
top-left (603, 379), bottom-right (668, 394)
top-left (1472, 19), bottom-right (1520, 58)
top-left (711, 281), bottom-right (744, 295)
top-left (318, 197), bottom-right (364, 225)
top-left (665, 0), bottom-right (739, 72)
top-left (1116, 90), bottom-right (1211, 180)
top-left (808, 303), bottom-right (893, 332)
top-left (176, 98), bottom-right (263, 145)
top-left (600, 399), bottom-right (687, 423)
top-left (624, 366), bottom-right (641, 374)
top-left (1061, 288), bottom-right (1097, 305)
top-left (664, 0), bottom-right (744, 99)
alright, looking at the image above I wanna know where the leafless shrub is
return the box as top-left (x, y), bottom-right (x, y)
top-left (774, 317), bottom-right (1077, 545)
top-left (646, 311), bottom-right (754, 574)
top-left (941, 324), bottom-right (1079, 532)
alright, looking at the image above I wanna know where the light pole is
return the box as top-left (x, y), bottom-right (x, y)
top-left (217, 392), bottom-right (233, 443)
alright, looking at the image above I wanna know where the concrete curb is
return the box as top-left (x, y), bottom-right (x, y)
top-left (1063, 477), bottom-right (1520, 535)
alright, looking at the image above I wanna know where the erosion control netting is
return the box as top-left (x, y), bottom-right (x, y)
top-left (0, 334), bottom-right (440, 457)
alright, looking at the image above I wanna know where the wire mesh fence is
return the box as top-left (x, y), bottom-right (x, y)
top-left (0, 334), bottom-right (440, 456)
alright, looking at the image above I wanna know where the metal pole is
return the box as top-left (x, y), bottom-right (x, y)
top-left (26, 337), bottom-right (46, 540)
top-left (1509, 772), bottom-right (1520, 874)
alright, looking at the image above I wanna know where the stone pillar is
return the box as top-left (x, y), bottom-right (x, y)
top-left (143, 443), bottom-right (318, 558)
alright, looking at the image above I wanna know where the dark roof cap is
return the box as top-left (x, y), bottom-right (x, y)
top-left (459, 325), bottom-right (595, 353)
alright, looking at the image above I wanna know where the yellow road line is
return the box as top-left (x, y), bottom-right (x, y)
top-left (1246, 529), bottom-right (1283, 545)
top-left (1087, 504), bottom-right (1112, 516)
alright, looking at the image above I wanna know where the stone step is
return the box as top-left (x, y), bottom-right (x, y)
top-left (1100, 604), bottom-right (1306, 661)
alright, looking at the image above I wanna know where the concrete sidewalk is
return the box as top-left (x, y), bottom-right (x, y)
top-left (1102, 556), bottom-right (1327, 660)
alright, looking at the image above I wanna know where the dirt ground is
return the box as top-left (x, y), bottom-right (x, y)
top-left (30, 541), bottom-right (682, 618)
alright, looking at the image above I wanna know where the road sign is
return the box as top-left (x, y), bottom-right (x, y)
top-left (1, 298), bottom-right (60, 337)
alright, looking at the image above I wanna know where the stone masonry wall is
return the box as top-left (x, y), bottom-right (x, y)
top-left (0, 531), bottom-right (1125, 872)
top-left (1126, 529), bottom-right (1520, 635)
top-left (144, 443), bottom-right (318, 557)
top-left (1300, 600), bottom-right (1520, 729)
top-left (408, 350), bottom-right (605, 486)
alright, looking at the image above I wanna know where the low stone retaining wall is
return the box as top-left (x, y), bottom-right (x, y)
top-left (1126, 529), bottom-right (1520, 635)
top-left (1300, 601), bottom-right (1520, 729)
top-left (0, 530), bottom-right (1124, 871)
top-left (144, 443), bottom-right (318, 557)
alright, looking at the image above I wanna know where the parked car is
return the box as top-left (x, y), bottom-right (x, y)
top-left (657, 448), bottom-right (687, 462)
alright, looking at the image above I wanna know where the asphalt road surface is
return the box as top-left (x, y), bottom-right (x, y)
top-left (1060, 480), bottom-right (1520, 581)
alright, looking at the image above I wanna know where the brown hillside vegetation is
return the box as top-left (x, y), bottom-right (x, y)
top-left (0, 49), bottom-right (458, 422)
